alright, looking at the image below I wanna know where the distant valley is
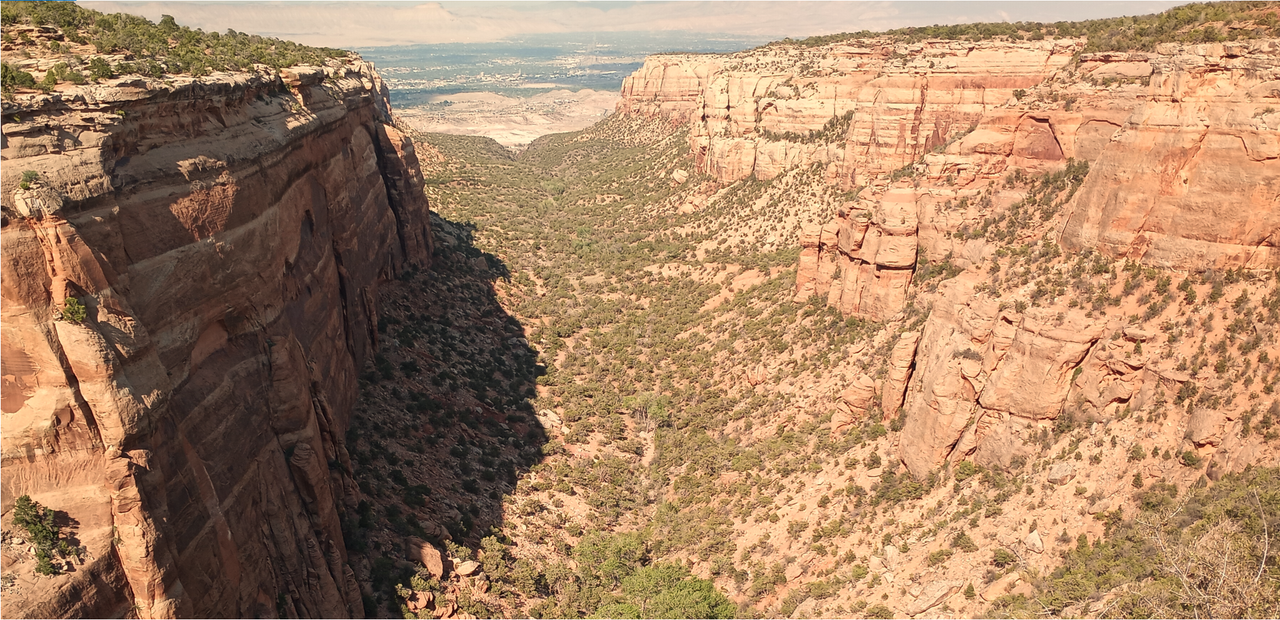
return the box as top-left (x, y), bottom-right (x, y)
top-left (359, 32), bottom-right (767, 147)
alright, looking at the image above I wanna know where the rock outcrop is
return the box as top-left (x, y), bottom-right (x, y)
top-left (834, 374), bottom-right (877, 434)
top-left (794, 191), bottom-right (917, 320)
top-left (619, 39), bottom-right (1082, 185)
top-left (881, 331), bottom-right (921, 420)
top-left (1, 58), bottom-right (430, 618)
top-left (620, 37), bottom-right (1280, 320)
top-left (1058, 42), bottom-right (1280, 271)
top-left (894, 276), bottom-right (1121, 477)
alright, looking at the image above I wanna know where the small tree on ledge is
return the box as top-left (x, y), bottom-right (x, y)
top-left (61, 297), bottom-right (87, 323)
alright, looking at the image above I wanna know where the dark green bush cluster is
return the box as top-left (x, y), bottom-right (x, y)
top-left (517, 531), bottom-right (735, 619)
top-left (12, 495), bottom-right (71, 576)
top-left (60, 297), bottom-right (87, 323)
top-left (1, 62), bottom-right (36, 95)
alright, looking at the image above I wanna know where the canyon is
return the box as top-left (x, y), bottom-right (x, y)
top-left (3, 3), bottom-right (1280, 620)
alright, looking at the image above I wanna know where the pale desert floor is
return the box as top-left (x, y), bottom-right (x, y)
top-left (397, 89), bottom-right (620, 148)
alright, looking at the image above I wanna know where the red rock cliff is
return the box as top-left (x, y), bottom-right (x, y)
top-left (619, 38), bottom-right (1280, 320)
top-left (1, 59), bottom-right (430, 618)
top-left (619, 36), bottom-right (1280, 485)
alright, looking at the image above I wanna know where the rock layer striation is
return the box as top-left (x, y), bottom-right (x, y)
top-left (1, 59), bottom-right (430, 618)
top-left (620, 38), bottom-right (1280, 320)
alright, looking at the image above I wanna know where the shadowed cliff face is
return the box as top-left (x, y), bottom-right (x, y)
top-left (1, 60), bottom-right (430, 618)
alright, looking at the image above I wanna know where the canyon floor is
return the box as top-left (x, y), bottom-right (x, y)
top-left (338, 115), bottom-right (1280, 619)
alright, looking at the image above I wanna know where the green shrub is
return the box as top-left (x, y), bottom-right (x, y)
top-left (1, 3), bottom-right (348, 77)
top-left (1, 62), bottom-right (36, 96)
top-left (951, 532), bottom-right (978, 552)
top-left (61, 298), bottom-right (87, 323)
top-left (13, 495), bottom-right (63, 575)
top-left (1127, 444), bottom-right (1146, 462)
top-left (865, 603), bottom-right (894, 619)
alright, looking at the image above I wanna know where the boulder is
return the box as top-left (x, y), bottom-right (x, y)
top-left (834, 374), bottom-right (878, 433)
top-left (1024, 530), bottom-right (1044, 554)
top-left (535, 409), bottom-right (563, 430)
top-left (455, 560), bottom-right (481, 577)
top-left (1186, 408), bottom-right (1230, 447)
top-left (407, 591), bottom-right (434, 613)
top-left (790, 598), bottom-right (818, 619)
top-left (906, 580), bottom-right (963, 616)
top-left (1047, 461), bottom-right (1075, 485)
top-left (406, 537), bottom-right (446, 579)
top-left (1123, 326), bottom-right (1156, 341)
top-left (883, 544), bottom-right (902, 569)
top-left (981, 572), bottom-right (1021, 602)
top-left (868, 555), bottom-right (886, 573)
top-left (784, 562), bottom-right (806, 581)
top-left (1010, 580), bottom-right (1037, 598)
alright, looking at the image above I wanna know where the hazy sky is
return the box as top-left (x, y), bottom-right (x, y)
top-left (83, 1), bottom-right (1188, 48)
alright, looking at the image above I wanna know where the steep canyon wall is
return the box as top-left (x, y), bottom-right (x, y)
top-left (620, 37), bottom-right (1280, 480)
top-left (1, 60), bottom-right (430, 618)
top-left (620, 39), bottom-right (1280, 320)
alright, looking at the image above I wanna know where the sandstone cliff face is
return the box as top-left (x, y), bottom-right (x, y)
top-left (621, 38), bottom-right (1280, 322)
top-left (620, 37), bottom-right (1280, 482)
top-left (894, 276), bottom-right (1111, 477)
top-left (620, 39), bottom-right (1080, 185)
top-left (1058, 41), bottom-right (1280, 271)
top-left (1, 59), bottom-right (430, 618)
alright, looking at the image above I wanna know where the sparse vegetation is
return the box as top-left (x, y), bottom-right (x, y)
top-left (27, 3), bottom-right (1267, 615)
top-left (0, 1), bottom-right (347, 83)
top-left (774, 2), bottom-right (1280, 51)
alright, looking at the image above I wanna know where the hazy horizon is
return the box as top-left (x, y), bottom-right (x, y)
top-left (82, 1), bottom-right (1189, 49)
